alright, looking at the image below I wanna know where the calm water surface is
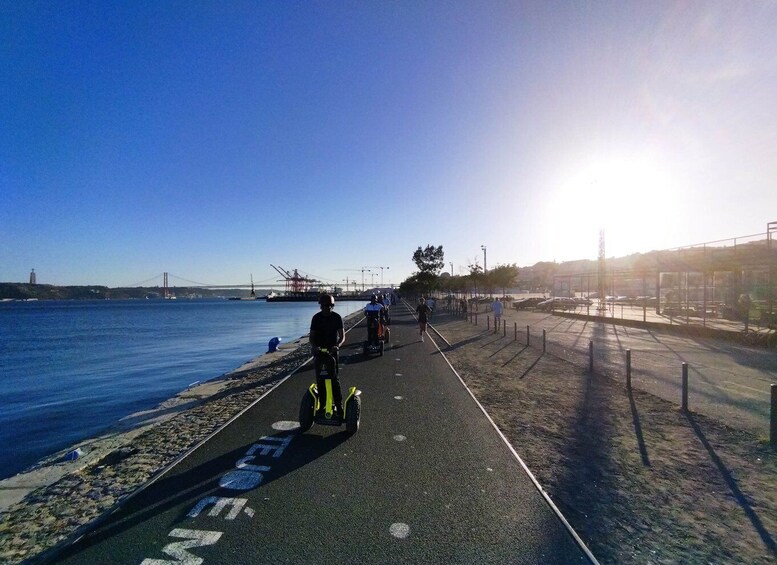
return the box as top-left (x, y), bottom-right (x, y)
top-left (0, 299), bottom-right (364, 479)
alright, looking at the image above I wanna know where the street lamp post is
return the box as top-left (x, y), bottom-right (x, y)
top-left (450, 262), bottom-right (454, 276)
top-left (481, 245), bottom-right (487, 273)
top-left (368, 266), bottom-right (389, 287)
top-left (361, 268), bottom-right (371, 292)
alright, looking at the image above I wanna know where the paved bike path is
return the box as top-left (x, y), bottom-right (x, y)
top-left (53, 307), bottom-right (593, 564)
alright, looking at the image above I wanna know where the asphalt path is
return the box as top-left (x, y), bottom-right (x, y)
top-left (483, 309), bottom-right (776, 435)
top-left (51, 306), bottom-right (594, 564)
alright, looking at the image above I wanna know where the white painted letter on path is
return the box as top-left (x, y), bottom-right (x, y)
top-left (140, 528), bottom-right (222, 565)
top-left (187, 497), bottom-right (249, 520)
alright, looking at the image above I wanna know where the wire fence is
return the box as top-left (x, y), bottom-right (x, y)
top-left (449, 306), bottom-right (775, 441)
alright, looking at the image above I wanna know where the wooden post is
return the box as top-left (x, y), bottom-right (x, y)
top-left (626, 349), bottom-right (631, 389)
top-left (526, 325), bottom-right (530, 346)
top-left (682, 362), bottom-right (689, 412)
top-left (542, 329), bottom-right (546, 352)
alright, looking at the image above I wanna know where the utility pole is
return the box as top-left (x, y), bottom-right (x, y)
top-left (361, 268), bottom-right (371, 292)
top-left (769, 221), bottom-right (777, 321)
top-left (597, 229), bottom-right (607, 312)
top-left (481, 245), bottom-right (487, 273)
top-left (367, 266), bottom-right (389, 287)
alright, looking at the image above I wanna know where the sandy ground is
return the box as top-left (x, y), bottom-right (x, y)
top-left (2, 307), bottom-right (776, 564)
top-left (432, 308), bottom-right (777, 564)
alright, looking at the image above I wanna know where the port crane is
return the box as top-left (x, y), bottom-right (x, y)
top-left (270, 265), bottom-right (321, 296)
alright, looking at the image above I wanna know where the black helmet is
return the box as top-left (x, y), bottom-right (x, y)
top-left (318, 293), bottom-right (335, 307)
top-left (370, 294), bottom-right (378, 303)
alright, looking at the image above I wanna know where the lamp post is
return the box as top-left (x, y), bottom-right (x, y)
top-left (368, 266), bottom-right (389, 287)
top-left (450, 262), bottom-right (454, 276)
top-left (361, 268), bottom-right (371, 292)
top-left (481, 245), bottom-right (487, 273)
top-left (769, 221), bottom-right (777, 320)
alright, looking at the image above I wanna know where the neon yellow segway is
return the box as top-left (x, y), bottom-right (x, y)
top-left (299, 348), bottom-right (361, 434)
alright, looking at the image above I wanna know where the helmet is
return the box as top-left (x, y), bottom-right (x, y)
top-left (419, 297), bottom-right (425, 304)
top-left (370, 294), bottom-right (378, 303)
top-left (318, 294), bottom-right (335, 307)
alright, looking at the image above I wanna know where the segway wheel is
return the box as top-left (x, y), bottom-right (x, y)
top-left (298, 392), bottom-right (315, 432)
top-left (345, 395), bottom-right (361, 434)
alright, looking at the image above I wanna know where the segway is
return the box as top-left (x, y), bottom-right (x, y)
top-left (363, 312), bottom-right (387, 356)
top-left (299, 348), bottom-right (361, 434)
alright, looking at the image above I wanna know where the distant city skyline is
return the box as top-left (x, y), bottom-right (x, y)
top-left (3, 2), bottom-right (777, 287)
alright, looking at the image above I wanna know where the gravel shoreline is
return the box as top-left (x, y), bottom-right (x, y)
top-left (0, 312), bottom-right (363, 564)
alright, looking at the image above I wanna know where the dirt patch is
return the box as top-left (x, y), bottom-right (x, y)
top-left (437, 314), bottom-right (777, 564)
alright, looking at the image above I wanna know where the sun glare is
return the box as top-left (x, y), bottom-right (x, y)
top-left (549, 155), bottom-right (683, 260)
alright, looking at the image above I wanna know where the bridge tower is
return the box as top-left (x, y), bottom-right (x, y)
top-left (163, 272), bottom-right (169, 299)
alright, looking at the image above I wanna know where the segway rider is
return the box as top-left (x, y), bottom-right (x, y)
top-left (310, 294), bottom-right (345, 416)
top-left (379, 293), bottom-right (390, 324)
top-left (364, 294), bottom-right (385, 345)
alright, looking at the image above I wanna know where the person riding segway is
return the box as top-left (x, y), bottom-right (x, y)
top-left (363, 294), bottom-right (386, 356)
top-left (300, 294), bottom-right (361, 433)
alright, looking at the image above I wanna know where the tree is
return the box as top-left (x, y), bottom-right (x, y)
top-left (466, 262), bottom-right (483, 296)
top-left (487, 264), bottom-right (519, 296)
top-left (405, 244), bottom-right (445, 297)
top-left (412, 245), bottom-right (445, 275)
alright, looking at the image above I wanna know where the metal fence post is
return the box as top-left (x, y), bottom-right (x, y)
top-left (626, 349), bottom-right (631, 389)
top-left (526, 325), bottom-right (530, 346)
top-left (487, 316), bottom-right (490, 330)
top-left (542, 329), bottom-right (546, 352)
top-left (514, 322), bottom-right (517, 341)
top-left (475, 313), bottom-right (478, 326)
top-left (771, 384), bottom-right (777, 447)
top-left (503, 320), bottom-right (506, 337)
top-left (589, 341), bottom-right (593, 373)
top-left (682, 362), bottom-right (689, 412)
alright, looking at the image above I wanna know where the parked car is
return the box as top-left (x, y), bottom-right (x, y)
top-left (513, 297), bottom-right (546, 310)
top-left (574, 297), bottom-right (593, 306)
top-left (536, 297), bottom-right (578, 311)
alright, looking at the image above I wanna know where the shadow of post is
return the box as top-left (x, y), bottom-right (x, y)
top-left (685, 412), bottom-right (777, 557)
top-left (627, 388), bottom-right (651, 467)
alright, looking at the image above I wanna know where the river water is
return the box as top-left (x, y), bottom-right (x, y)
top-left (0, 298), bottom-right (364, 479)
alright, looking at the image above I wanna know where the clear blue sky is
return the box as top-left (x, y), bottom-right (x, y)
top-left (3, 1), bottom-right (776, 289)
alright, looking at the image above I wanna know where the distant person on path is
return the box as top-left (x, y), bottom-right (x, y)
top-left (310, 294), bottom-right (345, 415)
top-left (416, 297), bottom-right (432, 342)
top-left (379, 293), bottom-right (391, 324)
top-left (492, 297), bottom-right (503, 332)
top-left (738, 293), bottom-right (752, 332)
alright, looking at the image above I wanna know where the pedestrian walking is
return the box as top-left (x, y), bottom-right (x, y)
top-left (416, 298), bottom-right (432, 342)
